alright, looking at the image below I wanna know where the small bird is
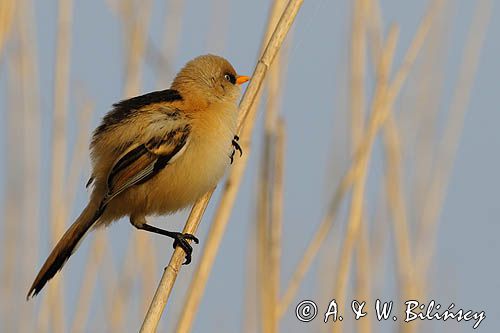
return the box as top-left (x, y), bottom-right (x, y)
top-left (27, 54), bottom-right (249, 298)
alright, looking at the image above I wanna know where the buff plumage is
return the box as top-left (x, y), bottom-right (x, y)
top-left (28, 54), bottom-right (249, 298)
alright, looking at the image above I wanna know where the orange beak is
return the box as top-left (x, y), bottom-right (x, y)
top-left (236, 75), bottom-right (250, 85)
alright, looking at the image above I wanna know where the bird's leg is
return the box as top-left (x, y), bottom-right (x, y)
top-left (130, 217), bottom-right (199, 265)
top-left (230, 135), bottom-right (243, 164)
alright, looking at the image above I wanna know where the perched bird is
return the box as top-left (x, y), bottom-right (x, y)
top-left (28, 54), bottom-right (249, 298)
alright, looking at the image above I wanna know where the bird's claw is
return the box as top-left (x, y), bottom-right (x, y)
top-left (172, 232), bottom-right (199, 265)
top-left (230, 135), bottom-right (243, 164)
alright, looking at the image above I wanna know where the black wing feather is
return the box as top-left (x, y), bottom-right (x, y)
top-left (94, 89), bottom-right (183, 139)
top-left (107, 144), bottom-right (149, 189)
top-left (102, 126), bottom-right (190, 206)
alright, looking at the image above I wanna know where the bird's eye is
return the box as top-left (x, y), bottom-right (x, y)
top-left (224, 73), bottom-right (236, 84)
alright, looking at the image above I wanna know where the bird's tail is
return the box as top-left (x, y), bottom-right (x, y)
top-left (27, 199), bottom-right (104, 299)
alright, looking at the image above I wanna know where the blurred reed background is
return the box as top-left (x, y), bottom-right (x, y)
top-left (0, 0), bottom-right (497, 332)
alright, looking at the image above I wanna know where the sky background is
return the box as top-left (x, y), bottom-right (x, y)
top-left (1, 0), bottom-right (499, 332)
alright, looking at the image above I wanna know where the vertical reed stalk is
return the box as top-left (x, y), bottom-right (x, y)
top-left (416, 0), bottom-right (492, 285)
top-left (257, 132), bottom-right (272, 333)
top-left (46, 0), bottom-right (73, 331)
top-left (333, 27), bottom-right (398, 333)
top-left (122, 0), bottom-right (153, 97)
top-left (141, 2), bottom-right (304, 331)
top-left (279, 0), bottom-right (441, 314)
top-left (140, 191), bottom-right (214, 332)
top-left (0, 16), bottom-right (17, 305)
top-left (103, 1), bottom-right (155, 329)
top-left (269, 119), bottom-right (285, 333)
top-left (259, 52), bottom-right (286, 333)
top-left (242, 228), bottom-right (258, 333)
top-left (65, 98), bottom-right (94, 212)
top-left (18, 2), bottom-right (41, 332)
top-left (383, 117), bottom-right (416, 333)
top-left (175, 1), bottom-right (290, 331)
top-left (65, 99), bottom-right (103, 333)
top-left (257, 4), bottom-right (288, 331)
top-left (348, 2), bottom-right (372, 331)
top-left (70, 231), bottom-right (106, 333)
top-left (349, 0), bottom-right (367, 149)
top-left (365, 1), bottom-right (417, 332)
top-left (3, 35), bottom-right (24, 333)
top-left (0, 0), bottom-right (15, 56)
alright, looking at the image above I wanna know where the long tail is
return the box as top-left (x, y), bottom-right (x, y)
top-left (27, 200), bottom-right (104, 299)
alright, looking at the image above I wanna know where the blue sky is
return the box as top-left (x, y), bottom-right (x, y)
top-left (1, 0), bottom-right (499, 332)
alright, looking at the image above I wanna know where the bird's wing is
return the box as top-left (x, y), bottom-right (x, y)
top-left (101, 124), bottom-right (190, 206)
top-left (93, 89), bottom-right (183, 141)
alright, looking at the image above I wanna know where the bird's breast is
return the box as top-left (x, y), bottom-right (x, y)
top-left (144, 103), bottom-right (237, 214)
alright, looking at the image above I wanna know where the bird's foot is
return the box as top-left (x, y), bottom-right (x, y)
top-left (172, 232), bottom-right (199, 265)
top-left (230, 135), bottom-right (243, 164)
top-left (131, 221), bottom-right (199, 265)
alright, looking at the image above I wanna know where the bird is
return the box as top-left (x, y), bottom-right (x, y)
top-left (27, 54), bottom-right (250, 299)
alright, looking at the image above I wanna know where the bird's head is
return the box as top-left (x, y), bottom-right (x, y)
top-left (171, 54), bottom-right (250, 107)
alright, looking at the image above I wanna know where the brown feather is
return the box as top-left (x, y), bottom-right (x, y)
top-left (27, 199), bottom-right (102, 299)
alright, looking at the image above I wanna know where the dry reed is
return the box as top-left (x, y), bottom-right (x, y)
top-left (258, 48), bottom-right (286, 333)
top-left (363, 4), bottom-right (420, 333)
top-left (332, 26), bottom-right (399, 333)
top-left (268, 119), bottom-right (285, 333)
top-left (141, 1), bottom-right (304, 331)
top-left (140, 191), bottom-right (213, 332)
top-left (0, 1), bottom-right (490, 332)
top-left (349, 2), bottom-right (371, 332)
top-left (103, 2), bottom-right (157, 330)
top-left (366, 0), bottom-right (416, 319)
top-left (46, 1), bottom-right (74, 331)
top-left (279, 0), bottom-right (443, 316)
top-left (3, 24), bottom-right (23, 333)
top-left (176, 1), bottom-right (290, 332)
top-left (17, 1), bottom-right (41, 331)
top-left (0, 0), bottom-right (15, 56)
top-left (257, 4), bottom-right (288, 333)
top-left (416, 0), bottom-right (492, 288)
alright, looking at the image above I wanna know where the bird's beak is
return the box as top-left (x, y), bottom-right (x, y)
top-left (236, 75), bottom-right (250, 85)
